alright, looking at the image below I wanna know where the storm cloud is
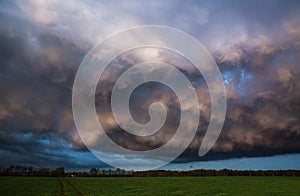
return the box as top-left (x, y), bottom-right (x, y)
top-left (0, 0), bottom-right (299, 168)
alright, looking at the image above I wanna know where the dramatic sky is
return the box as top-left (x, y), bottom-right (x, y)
top-left (0, 0), bottom-right (300, 170)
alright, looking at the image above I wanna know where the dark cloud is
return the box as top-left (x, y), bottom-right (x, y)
top-left (0, 129), bottom-right (105, 170)
top-left (0, 0), bottom-right (299, 168)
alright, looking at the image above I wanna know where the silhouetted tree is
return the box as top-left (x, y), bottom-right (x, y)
top-left (89, 168), bottom-right (98, 176)
top-left (52, 167), bottom-right (65, 177)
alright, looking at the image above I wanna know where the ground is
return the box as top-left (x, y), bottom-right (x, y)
top-left (0, 176), bottom-right (299, 195)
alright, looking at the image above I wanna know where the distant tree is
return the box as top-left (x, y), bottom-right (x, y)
top-left (38, 168), bottom-right (49, 176)
top-left (121, 169), bottom-right (126, 176)
top-left (28, 166), bottom-right (33, 174)
top-left (52, 167), bottom-right (65, 177)
top-left (116, 168), bottom-right (121, 175)
top-left (5, 165), bottom-right (14, 175)
top-left (89, 168), bottom-right (98, 176)
top-left (21, 166), bottom-right (28, 175)
top-left (14, 165), bottom-right (22, 174)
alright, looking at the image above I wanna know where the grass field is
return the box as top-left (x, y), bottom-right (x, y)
top-left (0, 176), bottom-right (299, 195)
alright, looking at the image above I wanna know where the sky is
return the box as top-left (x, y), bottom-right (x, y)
top-left (0, 0), bottom-right (300, 171)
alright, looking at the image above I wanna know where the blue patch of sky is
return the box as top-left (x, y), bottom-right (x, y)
top-left (222, 67), bottom-right (254, 96)
top-left (163, 153), bottom-right (300, 171)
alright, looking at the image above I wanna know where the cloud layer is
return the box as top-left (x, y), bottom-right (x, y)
top-left (0, 0), bottom-right (300, 168)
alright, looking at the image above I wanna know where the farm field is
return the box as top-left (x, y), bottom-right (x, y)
top-left (0, 176), bottom-right (299, 195)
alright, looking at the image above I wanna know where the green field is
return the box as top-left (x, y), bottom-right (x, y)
top-left (0, 176), bottom-right (299, 195)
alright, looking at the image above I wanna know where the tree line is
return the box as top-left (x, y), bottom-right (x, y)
top-left (0, 165), bottom-right (66, 177)
top-left (0, 165), bottom-right (299, 177)
top-left (132, 169), bottom-right (300, 177)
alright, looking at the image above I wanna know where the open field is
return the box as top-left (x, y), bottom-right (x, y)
top-left (0, 176), bottom-right (299, 195)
